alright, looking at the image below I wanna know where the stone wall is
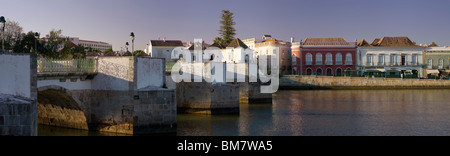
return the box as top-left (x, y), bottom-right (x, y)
top-left (177, 82), bottom-right (239, 115)
top-left (38, 103), bottom-right (88, 130)
top-left (136, 57), bottom-right (165, 89)
top-left (0, 94), bottom-right (37, 136)
top-left (0, 54), bottom-right (37, 99)
top-left (0, 54), bottom-right (37, 136)
top-left (280, 75), bottom-right (450, 89)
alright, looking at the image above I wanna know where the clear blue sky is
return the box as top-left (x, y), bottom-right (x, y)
top-left (2, 0), bottom-right (450, 51)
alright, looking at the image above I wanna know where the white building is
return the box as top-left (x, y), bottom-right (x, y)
top-left (64, 37), bottom-right (112, 52)
top-left (224, 38), bottom-right (255, 64)
top-left (148, 40), bottom-right (184, 61)
top-left (357, 37), bottom-right (425, 78)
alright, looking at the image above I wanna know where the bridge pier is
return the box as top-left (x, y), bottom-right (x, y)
top-left (176, 81), bottom-right (240, 115)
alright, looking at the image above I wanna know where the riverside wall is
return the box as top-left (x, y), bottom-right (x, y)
top-left (280, 75), bottom-right (450, 89)
top-left (0, 54), bottom-right (37, 136)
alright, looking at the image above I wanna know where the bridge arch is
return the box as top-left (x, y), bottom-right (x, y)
top-left (37, 85), bottom-right (89, 130)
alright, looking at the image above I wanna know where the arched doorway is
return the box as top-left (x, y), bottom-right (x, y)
top-left (336, 68), bottom-right (343, 77)
top-left (316, 68), bottom-right (323, 76)
top-left (306, 68), bottom-right (313, 75)
top-left (326, 68), bottom-right (333, 76)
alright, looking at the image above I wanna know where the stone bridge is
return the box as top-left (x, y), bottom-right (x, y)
top-left (1, 54), bottom-right (176, 135)
top-left (1, 54), bottom-right (273, 136)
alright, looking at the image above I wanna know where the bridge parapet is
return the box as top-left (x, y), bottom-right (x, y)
top-left (37, 58), bottom-right (97, 73)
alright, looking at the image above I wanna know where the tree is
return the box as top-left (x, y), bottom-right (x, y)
top-left (42, 29), bottom-right (64, 57)
top-left (13, 31), bottom-right (39, 53)
top-left (216, 10), bottom-right (236, 45)
top-left (133, 50), bottom-right (144, 56)
top-left (0, 19), bottom-right (24, 52)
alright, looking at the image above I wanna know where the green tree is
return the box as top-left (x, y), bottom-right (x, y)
top-left (105, 48), bottom-right (113, 53)
top-left (216, 10), bottom-right (236, 45)
top-left (13, 31), bottom-right (38, 53)
top-left (133, 50), bottom-right (144, 56)
top-left (42, 29), bottom-right (64, 57)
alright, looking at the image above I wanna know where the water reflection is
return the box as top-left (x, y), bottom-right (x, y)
top-left (178, 89), bottom-right (450, 136)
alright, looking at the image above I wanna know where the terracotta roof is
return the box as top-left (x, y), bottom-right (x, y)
top-left (370, 37), bottom-right (419, 47)
top-left (304, 38), bottom-right (348, 43)
top-left (302, 38), bottom-right (353, 46)
top-left (151, 40), bottom-right (183, 47)
top-left (357, 39), bottom-right (372, 47)
top-left (428, 42), bottom-right (438, 47)
top-left (210, 42), bottom-right (227, 49)
top-left (227, 38), bottom-right (248, 49)
top-left (135, 51), bottom-right (149, 56)
top-left (370, 38), bottom-right (381, 46)
top-left (188, 42), bottom-right (210, 50)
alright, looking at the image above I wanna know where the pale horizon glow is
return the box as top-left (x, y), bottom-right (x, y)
top-left (2, 0), bottom-right (450, 51)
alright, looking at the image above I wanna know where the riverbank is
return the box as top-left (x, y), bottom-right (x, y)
top-left (280, 75), bottom-right (450, 90)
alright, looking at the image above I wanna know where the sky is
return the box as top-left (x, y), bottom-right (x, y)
top-left (2, 0), bottom-right (450, 51)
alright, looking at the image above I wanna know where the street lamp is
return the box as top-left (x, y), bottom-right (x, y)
top-left (130, 32), bottom-right (135, 56)
top-left (34, 32), bottom-right (40, 54)
top-left (0, 16), bottom-right (6, 54)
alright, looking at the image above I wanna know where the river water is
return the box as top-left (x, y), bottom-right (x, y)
top-left (39, 89), bottom-right (450, 136)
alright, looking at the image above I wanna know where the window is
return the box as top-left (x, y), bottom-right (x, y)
top-left (346, 53), bottom-right (353, 65)
top-left (326, 53), bottom-right (332, 65)
top-left (306, 53), bottom-right (313, 65)
top-left (336, 53), bottom-right (342, 65)
top-left (366, 55), bottom-right (372, 66)
top-left (427, 59), bottom-right (432, 69)
top-left (316, 53), bottom-right (322, 65)
top-left (292, 54), bottom-right (297, 65)
top-left (401, 55), bottom-right (406, 66)
top-left (390, 55), bottom-right (396, 65)
top-left (412, 55), bottom-right (417, 65)
top-left (439, 59), bottom-right (444, 69)
top-left (378, 55), bottom-right (384, 66)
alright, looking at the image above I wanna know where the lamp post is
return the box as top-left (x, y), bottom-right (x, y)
top-left (125, 42), bottom-right (129, 53)
top-left (130, 32), bottom-right (135, 56)
top-left (0, 16), bottom-right (6, 54)
top-left (34, 32), bottom-right (39, 54)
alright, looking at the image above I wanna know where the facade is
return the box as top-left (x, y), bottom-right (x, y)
top-left (357, 37), bottom-right (425, 78)
top-left (424, 46), bottom-right (450, 78)
top-left (255, 39), bottom-right (292, 75)
top-left (48, 37), bottom-right (112, 52)
top-left (224, 38), bottom-right (254, 64)
top-left (148, 40), bottom-right (184, 61)
top-left (297, 38), bottom-right (356, 76)
top-left (291, 42), bottom-right (301, 75)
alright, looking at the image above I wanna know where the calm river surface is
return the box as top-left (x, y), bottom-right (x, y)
top-left (39, 89), bottom-right (450, 136)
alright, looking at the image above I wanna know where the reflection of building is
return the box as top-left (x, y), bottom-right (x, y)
top-left (357, 37), bottom-right (425, 78)
top-left (148, 40), bottom-right (184, 61)
top-left (424, 46), bottom-right (450, 78)
top-left (297, 38), bottom-right (356, 76)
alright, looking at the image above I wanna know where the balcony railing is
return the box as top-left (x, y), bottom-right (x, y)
top-left (37, 58), bottom-right (97, 73)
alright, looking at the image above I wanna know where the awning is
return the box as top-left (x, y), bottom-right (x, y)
top-left (427, 70), bottom-right (440, 74)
